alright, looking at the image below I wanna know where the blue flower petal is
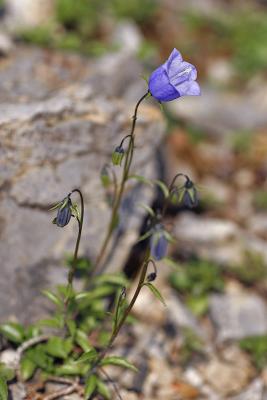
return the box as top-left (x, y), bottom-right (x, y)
top-left (174, 81), bottom-right (201, 97)
top-left (56, 203), bottom-right (72, 227)
top-left (150, 232), bottom-right (168, 261)
top-left (169, 62), bottom-right (197, 87)
top-left (167, 48), bottom-right (183, 73)
top-left (148, 48), bottom-right (200, 102)
top-left (148, 66), bottom-right (180, 102)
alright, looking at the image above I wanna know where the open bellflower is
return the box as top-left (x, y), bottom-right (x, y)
top-left (148, 48), bottom-right (200, 102)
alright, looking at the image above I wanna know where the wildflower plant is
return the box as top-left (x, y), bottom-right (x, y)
top-left (0, 49), bottom-right (200, 399)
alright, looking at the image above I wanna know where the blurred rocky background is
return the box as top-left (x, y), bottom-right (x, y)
top-left (2, 0), bottom-right (267, 399)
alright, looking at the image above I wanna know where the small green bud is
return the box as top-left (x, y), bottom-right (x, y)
top-left (100, 165), bottom-right (111, 187)
top-left (112, 146), bottom-right (125, 166)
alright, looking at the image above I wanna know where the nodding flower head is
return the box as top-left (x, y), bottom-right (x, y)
top-left (53, 195), bottom-right (73, 227)
top-left (148, 48), bottom-right (200, 102)
top-left (174, 176), bottom-right (198, 208)
top-left (150, 224), bottom-right (169, 261)
top-left (147, 272), bottom-right (157, 282)
top-left (112, 146), bottom-right (125, 166)
top-left (183, 178), bottom-right (198, 208)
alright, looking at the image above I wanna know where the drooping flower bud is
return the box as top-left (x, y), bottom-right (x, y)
top-left (55, 195), bottom-right (72, 227)
top-left (180, 178), bottom-right (198, 208)
top-left (100, 165), bottom-right (111, 188)
top-left (112, 146), bottom-right (125, 166)
top-left (150, 224), bottom-right (168, 261)
top-left (147, 272), bottom-right (157, 282)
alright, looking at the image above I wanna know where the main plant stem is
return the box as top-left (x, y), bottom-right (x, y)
top-left (87, 252), bottom-right (150, 376)
top-left (67, 189), bottom-right (84, 296)
top-left (92, 92), bottom-right (149, 275)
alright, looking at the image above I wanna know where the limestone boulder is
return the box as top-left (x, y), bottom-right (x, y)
top-left (0, 47), bottom-right (165, 322)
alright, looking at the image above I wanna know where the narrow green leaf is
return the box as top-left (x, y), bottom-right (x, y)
top-left (128, 174), bottom-right (153, 187)
top-left (45, 337), bottom-right (72, 359)
top-left (84, 375), bottom-right (97, 399)
top-left (55, 362), bottom-right (85, 376)
top-left (93, 274), bottom-right (128, 287)
top-left (48, 201), bottom-right (62, 211)
top-left (75, 286), bottom-right (115, 302)
top-left (25, 345), bottom-right (54, 373)
top-left (20, 357), bottom-right (37, 381)
top-left (75, 330), bottom-right (92, 352)
top-left (0, 322), bottom-right (24, 344)
top-left (153, 179), bottom-right (169, 198)
top-left (137, 229), bottom-right (153, 243)
top-left (56, 284), bottom-right (72, 297)
top-left (66, 320), bottom-right (76, 338)
top-left (75, 349), bottom-right (97, 364)
top-left (38, 316), bottom-right (64, 329)
top-left (100, 356), bottom-right (138, 372)
top-left (143, 283), bottom-right (166, 306)
top-left (113, 289), bottom-right (127, 333)
top-left (59, 197), bottom-right (69, 211)
top-left (0, 376), bottom-right (8, 400)
top-left (96, 378), bottom-right (111, 399)
top-left (137, 203), bottom-right (155, 217)
top-left (24, 344), bottom-right (55, 374)
top-left (42, 290), bottom-right (63, 307)
top-left (71, 203), bottom-right (80, 221)
top-left (0, 363), bottom-right (15, 381)
top-left (163, 230), bottom-right (176, 243)
top-left (178, 188), bottom-right (185, 203)
top-left (25, 325), bottom-right (41, 339)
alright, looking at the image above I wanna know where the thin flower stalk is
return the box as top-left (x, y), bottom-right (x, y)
top-left (67, 189), bottom-right (84, 294)
top-left (87, 251), bottom-right (150, 377)
top-left (92, 92), bottom-right (150, 275)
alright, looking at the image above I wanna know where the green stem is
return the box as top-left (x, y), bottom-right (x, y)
top-left (92, 92), bottom-right (149, 275)
top-left (111, 258), bottom-right (148, 340)
top-left (67, 189), bottom-right (84, 294)
top-left (63, 189), bottom-right (84, 334)
top-left (87, 251), bottom-right (150, 376)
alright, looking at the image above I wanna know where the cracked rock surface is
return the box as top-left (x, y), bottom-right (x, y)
top-left (0, 47), bottom-right (165, 323)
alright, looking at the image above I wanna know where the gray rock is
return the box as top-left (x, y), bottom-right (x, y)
top-left (0, 32), bottom-right (14, 55)
top-left (248, 214), bottom-right (267, 237)
top-left (9, 382), bottom-right (26, 400)
top-left (0, 349), bottom-right (17, 368)
top-left (167, 86), bottom-right (267, 136)
top-left (111, 20), bottom-right (143, 55)
top-left (4, 0), bottom-right (54, 30)
top-left (173, 214), bottom-right (245, 266)
top-left (207, 59), bottom-right (235, 85)
top-left (198, 355), bottom-right (252, 397)
top-left (174, 214), bottom-right (239, 244)
top-left (0, 47), bottom-right (165, 323)
top-left (243, 234), bottom-right (267, 264)
top-left (167, 292), bottom-right (207, 339)
top-left (228, 379), bottom-right (263, 400)
top-left (210, 292), bottom-right (267, 341)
